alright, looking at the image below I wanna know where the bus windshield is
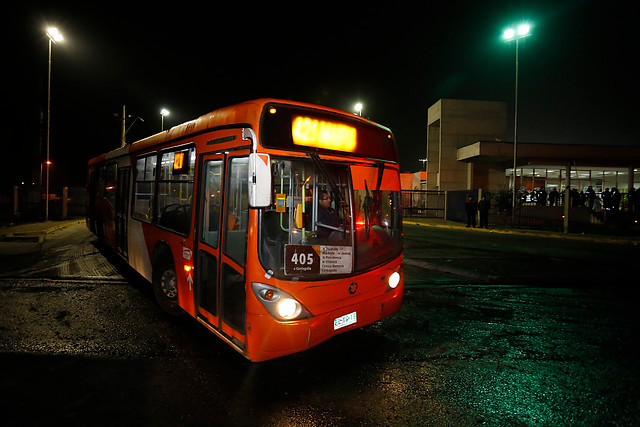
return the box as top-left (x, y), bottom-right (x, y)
top-left (259, 156), bottom-right (402, 279)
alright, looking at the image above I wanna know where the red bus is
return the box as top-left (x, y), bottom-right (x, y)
top-left (86, 99), bottom-right (403, 361)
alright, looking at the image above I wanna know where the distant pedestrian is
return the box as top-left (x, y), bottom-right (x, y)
top-left (585, 185), bottom-right (596, 211)
top-left (465, 195), bottom-right (477, 228)
top-left (537, 188), bottom-right (547, 206)
top-left (602, 188), bottom-right (612, 210)
top-left (570, 188), bottom-right (581, 207)
top-left (611, 187), bottom-right (621, 211)
top-left (478, 195), bottom-right (490, 228)
top-left (549, 188), bottom-right (559, 206)
top-left (629, 187), bottom-right (640, 220)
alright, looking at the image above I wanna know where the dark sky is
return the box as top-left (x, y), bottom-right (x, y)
top-left (3, 1), bottom-right (637, 188)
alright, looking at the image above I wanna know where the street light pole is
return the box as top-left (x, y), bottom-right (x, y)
top-left (45, 27), bottom-right (63, 222)
top-left (512, 37), bottom-right (520, 213)
top-left (160, 108), bottom-right (170, 130)
top-left (503, 24), bottom-right (531, 214)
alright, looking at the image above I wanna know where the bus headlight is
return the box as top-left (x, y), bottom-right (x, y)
top-left (277, 298), bottom-right (301, 319)
top-left (252, 283), bottom-right (310, 321)
top-left (388, 271), bottom-right (401, 289)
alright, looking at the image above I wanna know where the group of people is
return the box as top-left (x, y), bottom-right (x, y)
top-left (464, 186), bottom-right (640, 229)
top-left (526, 185), bottom-right (638, 213)
top-left (464, 195), bottom-right (490, 228)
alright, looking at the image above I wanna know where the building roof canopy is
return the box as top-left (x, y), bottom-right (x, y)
top-left (458, 141), bottom-right (640, 168)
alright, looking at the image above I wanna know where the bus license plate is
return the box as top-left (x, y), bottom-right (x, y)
top-left (334, 311), bottom-right (357, 330)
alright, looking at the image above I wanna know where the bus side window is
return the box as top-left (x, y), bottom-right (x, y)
top-left (224, 157), bottom-right (249, 266)
top-left (132, 154), bottom-right (156, 222)
top-left (202, 160), bottom-right (222, 247)
top-left (157, 147), bottom-right (195, 235)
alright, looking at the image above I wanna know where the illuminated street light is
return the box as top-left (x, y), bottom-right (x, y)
top-left (47, 27), bottom-right (63, 43)
top-left (503, 23), bottom-right (532, 213)
top-left (160, 108), bottom-right (170, 130)
top-left (45, 27), bottom-right (63, 222)
top-left (354, 103), bottom-right (363, 116)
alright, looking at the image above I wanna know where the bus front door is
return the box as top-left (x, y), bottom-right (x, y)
top-left (196, 152), bottom-right (248, 351)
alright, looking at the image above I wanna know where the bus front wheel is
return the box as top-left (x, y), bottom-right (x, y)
top-left (153, 262), bottom-right (183, 316)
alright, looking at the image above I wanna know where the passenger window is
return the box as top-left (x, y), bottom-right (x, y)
top-left (132, 154), bottom-right (157, 222)
top-left (157, 146), bottom-right (196, 235)
top-left (224, 157), bottom-right (249, 266)
top-left (201, 160), bottom-right (223, 248)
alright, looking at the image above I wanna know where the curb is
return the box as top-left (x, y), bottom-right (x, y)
top-left (0, 219), bottom-right (84, 242)
top-left (402, 220), bottom-right (640, 245)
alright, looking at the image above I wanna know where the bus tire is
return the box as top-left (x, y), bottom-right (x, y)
top-left (153, 261), bottom-right (183, 316)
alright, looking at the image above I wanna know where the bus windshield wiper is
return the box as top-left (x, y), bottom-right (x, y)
top-left (308, 153), bottom-right (346, 237)
top-left (363, 162), bottom-right (385, 239)
top-left (308, 153), bottom-right (344, 206)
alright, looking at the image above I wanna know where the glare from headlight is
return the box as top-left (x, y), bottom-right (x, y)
top-left (277, 298), bottom-right (300, 319)
top-left (388, 271), bottom-right (400, 289)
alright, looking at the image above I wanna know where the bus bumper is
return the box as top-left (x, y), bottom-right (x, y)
top-left (245, 285), bottom-right (403, 362)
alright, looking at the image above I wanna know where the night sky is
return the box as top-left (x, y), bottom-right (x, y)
top-left (3, 1), bottom-right (637, 188)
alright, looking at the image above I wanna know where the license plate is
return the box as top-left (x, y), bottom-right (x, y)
top-left (334, 311), bottom-right (357, 330)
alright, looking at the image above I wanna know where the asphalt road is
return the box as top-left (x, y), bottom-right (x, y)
top-left (1, 222), bottom-right (638, 425)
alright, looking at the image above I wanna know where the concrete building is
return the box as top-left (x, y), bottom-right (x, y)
top-left (425, 99), bottom-right (640, 193)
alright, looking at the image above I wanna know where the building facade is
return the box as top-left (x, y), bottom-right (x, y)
top-left (425, 99), bottom-right (640, 194)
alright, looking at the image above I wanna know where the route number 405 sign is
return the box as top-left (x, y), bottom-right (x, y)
top-left (284, 244), bottom-right (352, 275)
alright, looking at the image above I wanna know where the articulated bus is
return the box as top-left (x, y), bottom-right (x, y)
top-left (86, 99), bottom-right (403, 361)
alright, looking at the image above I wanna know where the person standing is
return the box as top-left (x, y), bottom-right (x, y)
top-left (611, 187), bottom-right (621, 211)
top-left (477, 195), bottom-right (490, 228)
top-left (537, 188), bottom-right (547, 206)
top-left (585, 185), bottom-right (596, 211)
top-left (465, 195), bottom-right (478, 228)
top-left (549, 188), bottom-right (559, 206)
top-left (602, 188), bottom-right (612, 210)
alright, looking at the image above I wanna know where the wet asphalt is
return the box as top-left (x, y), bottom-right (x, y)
top-left (0, 219), bottom-right (639, 425)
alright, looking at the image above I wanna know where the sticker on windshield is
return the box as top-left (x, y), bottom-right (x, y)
top-left (285, 244), bottom-right (352, 275)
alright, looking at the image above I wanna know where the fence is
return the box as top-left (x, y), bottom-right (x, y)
top-left (401, 190), bottom-right (446, 219)
top-left (0, 186), bottom-right (86, 222)
top-left (402, 189), bottom-right (640, 235)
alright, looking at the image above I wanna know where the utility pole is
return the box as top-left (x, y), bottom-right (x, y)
top-left (121, 105), bottom-right (126, 147)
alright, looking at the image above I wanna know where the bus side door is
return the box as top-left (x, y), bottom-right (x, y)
top-left (196, 151), bottom-right (249, 349)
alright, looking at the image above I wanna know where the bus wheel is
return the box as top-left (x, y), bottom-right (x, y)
top-left (153, 262), bottom-right (183, 316)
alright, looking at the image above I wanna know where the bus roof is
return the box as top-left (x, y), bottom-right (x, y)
top-left (89, 99), bottom-right (394, 165)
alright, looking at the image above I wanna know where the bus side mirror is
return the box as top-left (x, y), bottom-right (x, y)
top-left (248, 152), bottom-right (272, 208)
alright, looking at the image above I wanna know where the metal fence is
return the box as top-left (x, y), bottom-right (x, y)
top-left (402, 188), bottom-right (640, 235)
top-left (0, 186), bottom-right (86, 222)
top-left (401, 190), bottom-right (446, 219)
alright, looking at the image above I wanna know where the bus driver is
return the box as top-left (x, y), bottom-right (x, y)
top-left (317, 190), bottom-right (340, 239)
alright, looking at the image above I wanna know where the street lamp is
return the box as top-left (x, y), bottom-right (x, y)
top-left (160, 108), bottom-right (170, 130)
top-left (503, 23), bottom-right (531, 212)
top-left (354, 103), bottom-right (363, 116)
top-left (45, 27), bottom-right (63, 222)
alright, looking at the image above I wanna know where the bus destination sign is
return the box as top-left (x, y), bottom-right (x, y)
top-left (284, 244), bottom-right (353, 276)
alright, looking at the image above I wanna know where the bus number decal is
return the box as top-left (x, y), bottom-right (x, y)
top-left (284, 245), bottom-right (352, 275)
top-left (285, 245), bottom-right (320, 275)
top-left (291, 251), bottom-right (314, 266)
